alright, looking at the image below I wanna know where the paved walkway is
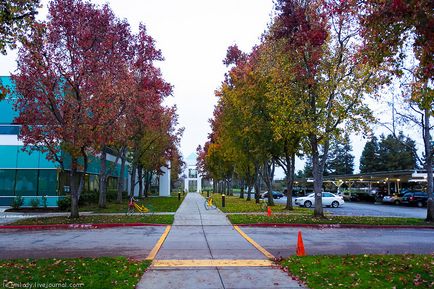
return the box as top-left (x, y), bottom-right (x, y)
top-left (137, 193), bottom-right (305, 289)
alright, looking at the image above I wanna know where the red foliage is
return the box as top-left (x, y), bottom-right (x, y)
top-left (359, 0), bottom-right (434, 81)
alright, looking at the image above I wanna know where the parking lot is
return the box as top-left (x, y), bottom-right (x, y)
top-left (274, 197), bottom-right (428, 218)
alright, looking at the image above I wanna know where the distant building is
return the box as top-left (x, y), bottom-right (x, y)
top-left (183, 152), bottom-right (201, 193)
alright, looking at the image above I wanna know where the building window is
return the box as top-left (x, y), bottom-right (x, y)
top-left (188, 169), bottom-right (197, 178)
top-left (15, 169), bottom-right (38, 196)
top-left (38, 170), bottom-right (57, 196)
top-left (0, 125), bottom-right (20, 135)
top-left (0, 169), bottom-right (16, 196)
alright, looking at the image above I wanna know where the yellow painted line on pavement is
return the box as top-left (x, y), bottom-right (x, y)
top-left (233, 225), bottom-right (275, 259)
top-left (153, 259), bottom-right (274, 267)
top-left (146, 225), bottom-right (171, 260)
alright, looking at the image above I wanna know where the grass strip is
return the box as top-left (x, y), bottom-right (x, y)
top-left (80, 196), bottom-right (184, 213)
top-left (228, 214), bottom-right (434, 226)
top-left (10, 214), bottom-right (174, 225)
top-left (206, 193), bottom-right (309, 213)
top-left (281, 254), bottom-right (434, 289)
top-left (1, 257), bottom-right (150, 289)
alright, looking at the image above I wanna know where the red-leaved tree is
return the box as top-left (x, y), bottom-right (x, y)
top-left (13, 0), bottom-right (134, 218)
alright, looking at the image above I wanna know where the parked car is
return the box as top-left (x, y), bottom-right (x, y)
top-left (260, 191), bottom-right (284, 199)
top-left (382, 193), bottom-right (405, 205)
top-left (294, 192), bottom-right (345, 208)
top-left (401, 192), bottom-right (429, 207)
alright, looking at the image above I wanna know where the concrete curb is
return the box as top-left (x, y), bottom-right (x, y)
top-left (236, 223), bottom-right (434, 229)
top-left (0, 223), bottom-right (168, 230)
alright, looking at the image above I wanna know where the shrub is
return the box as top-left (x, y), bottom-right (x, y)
top-left (30, 198), bottom-right (40, 208)
top-left (57, 197), bottom-right (71, 211)
top-left (79, 191), bottom-right (98, 205)
top-left (11, 196), bottom-right (24, 209)
top-left (41, 195), bottom-right (48, 208)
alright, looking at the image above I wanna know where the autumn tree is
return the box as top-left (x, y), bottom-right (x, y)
top-left (0, 0), bottom-right (40, 54)
top-left (359, 0), bottom-right (434, 221)
top-left (13, 0), bottom-right (135, 218)
top-left (270, 0), bottom-right (382, 217)
top-left (0, 0), bottom-right (40, 99)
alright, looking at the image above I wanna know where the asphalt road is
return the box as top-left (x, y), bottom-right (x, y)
top-left (0, 226), bottom-right (166, 259)
top-left (242, 226), bottom-right (434, 257)
top-left (275, 197), bottom-right (427, 218)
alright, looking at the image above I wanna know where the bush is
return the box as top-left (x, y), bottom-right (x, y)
top-left (11, 196), bottom-right (24, 209)
top-left (57, 197), bottom-right (71, 211)
top-left (41, 195), bottom-right (48, 208)
top-left (79, 191), bottom-right (98, 205)
top-left (30, 198), bottom-right (40, 208)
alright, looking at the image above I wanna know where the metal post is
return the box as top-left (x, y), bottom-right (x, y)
top-left (222, 194), bottom-right (225, 207)
top-left (178, 192), bottom-right (181, 200)
top-left (207, 190), bottom-right (210, 198)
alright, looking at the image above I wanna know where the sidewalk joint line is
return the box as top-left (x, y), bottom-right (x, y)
top-left (233, 225), bottom-right (275, 259)
top-left (145, 225), bottom-right (171, 260)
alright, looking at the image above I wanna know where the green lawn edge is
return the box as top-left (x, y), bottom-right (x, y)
top-left (80, 196), bottom-right (184, 213)
top-left (1, 257), bottom-right (151, 289)
top-left (204, 193), bottom-right (310, 213)
top-left (227, 214), bottom-right (434, 226)
top-left (281, 254), bottom-right (434, 289)
top-left (10, 214), bottom-right (174, 225)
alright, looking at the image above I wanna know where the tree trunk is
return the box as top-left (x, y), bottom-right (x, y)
top-left (312, 150), bottom-right (324, 217)
top-left (285, 152), bottom-right (296, 210)
top-left (262, 160), bottom-right (275, 206)
top-left (130, 163), bottom-right (137, 197)
top-left (69, 158), bottom-right (80, 219)
top-left (213, 180), bottom-right (217, 194)
top-left (239, 179), bottom-right (245, 199)
top-left (138, 165), bottom-right (143, 198)
top-left (311, 136), bottom-right (329, 218)
top-left (98, 150), bottom-right (107, 208)
top-left (77, 148), bottom-right (87, 201)
top-left (254, 165), bottom-right (260, 204)
top-left (424, 107), bottom-right (434, 222)
top-left (117, 147), bottom-right (126, 203)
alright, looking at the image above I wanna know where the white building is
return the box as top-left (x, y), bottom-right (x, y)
top-left (183, 152), bottom-right (202, 193)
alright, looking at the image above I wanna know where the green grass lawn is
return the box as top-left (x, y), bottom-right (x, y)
top-left (80, 196), bottom-right (183, 213)
top-left (1, 257), bottom-right (150, 289)
top-left (228, 214), bottom-right (434, 226)
top-left (207, 193), bottom-right (309, 213)
top-left (282, 254), bottom-right (434, 289)
top-left (10, 214), bottom-right (174, 225)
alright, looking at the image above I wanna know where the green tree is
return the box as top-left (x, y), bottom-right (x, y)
top-left (377, 133), bottom-right (417, 171)
top-left (326, 133), bottom-right (354, 175)
top-left (359, 136), bottom-right (380, 173)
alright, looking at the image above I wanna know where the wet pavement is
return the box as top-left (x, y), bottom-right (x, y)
top-left (137, 193), bottom-right (305, 289)
top-left (274, 197), bottom-right (427, 218)
top-left (0, 226), bottom-right (166, 259)
top-left (241, 226), bottom-right (434, 257)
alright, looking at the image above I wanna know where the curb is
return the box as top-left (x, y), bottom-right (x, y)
top-left (0, 223), bottom-right (168, 231)
top-left (236, 223), bottom-right (434, 230)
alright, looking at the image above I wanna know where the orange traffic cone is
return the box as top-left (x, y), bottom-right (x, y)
top-left (267, 206), bottom-right (272, 217)
top-left (296, 231), bottom-right (306, 256)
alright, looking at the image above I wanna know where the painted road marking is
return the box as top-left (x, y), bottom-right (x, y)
top-left (233, 225), bottom-right (275, 259)
top-left (146, 225), bottom-right (172, 260)
top-left (152, 259), bottom-right (274, 267)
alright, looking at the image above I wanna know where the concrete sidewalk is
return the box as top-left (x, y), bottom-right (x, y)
top-left (137, 193), bottom-right (305, 289)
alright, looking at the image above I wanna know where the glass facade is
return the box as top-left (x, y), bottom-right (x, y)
top-left (0, 169), bottom-right (58, 196)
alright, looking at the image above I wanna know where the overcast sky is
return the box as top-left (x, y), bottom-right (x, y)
top-left (0, 0), bottom-right (423, 178)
